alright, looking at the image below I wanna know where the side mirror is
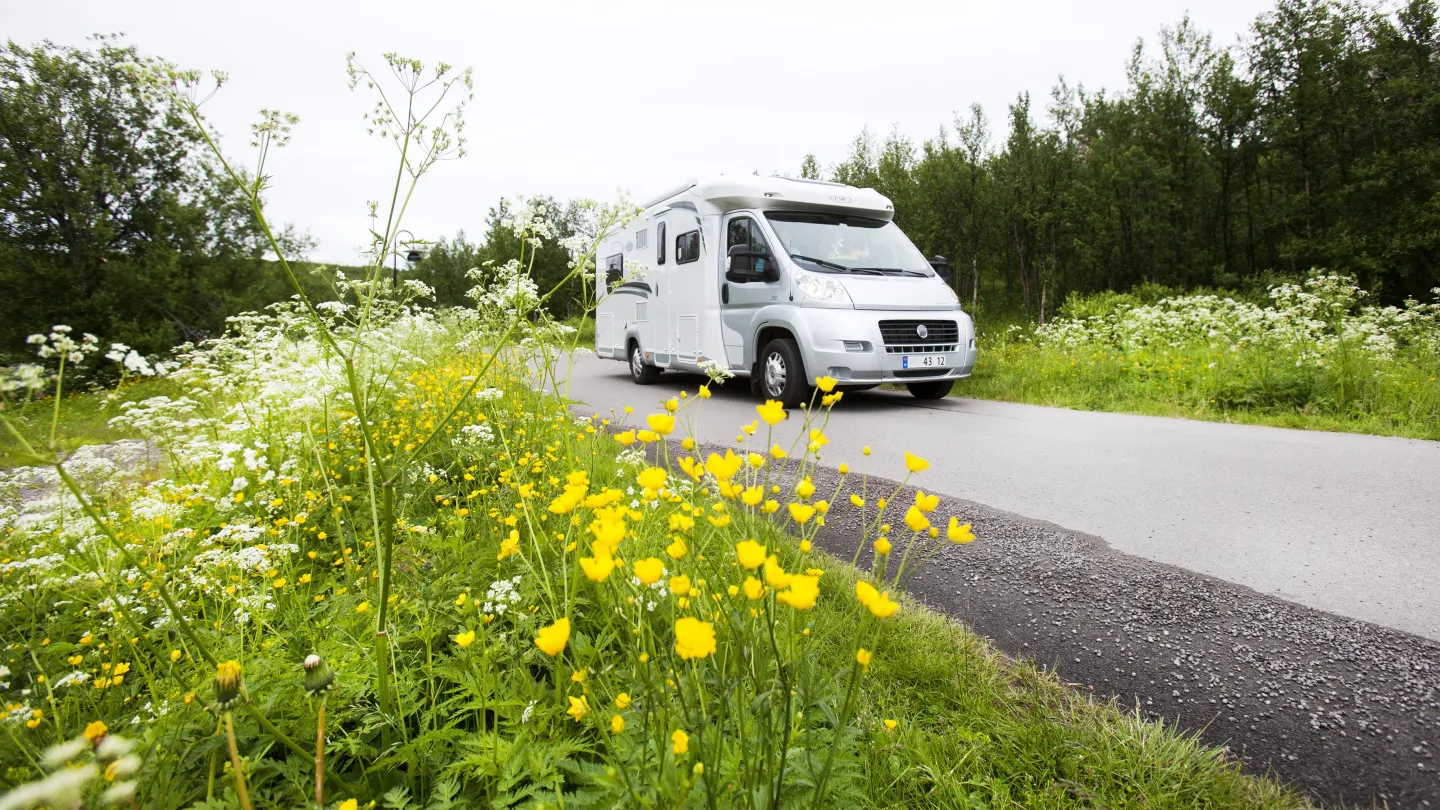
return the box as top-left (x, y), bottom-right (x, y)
top-left (929, 255), bottom-right (951, 283)
top-left (728, 244), bottom-right (768, 281)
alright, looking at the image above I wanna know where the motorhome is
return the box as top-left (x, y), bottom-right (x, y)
top-left (593, 176), bottom-right (976, 407)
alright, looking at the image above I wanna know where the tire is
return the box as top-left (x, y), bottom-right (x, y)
top-left (629, 341), bottom-right (660, 385)
top-left (757, 337), bottom-right (812, 408)
top-left (906, 379), bottom-right (954, 400)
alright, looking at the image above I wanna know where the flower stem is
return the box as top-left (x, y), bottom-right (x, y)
top-left (315, 697), bottom-right (326, 807)
top-left (224, 711), bottom-right (255, 810)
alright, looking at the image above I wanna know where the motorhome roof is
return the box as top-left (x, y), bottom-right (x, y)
top-left (641, 176), bottom-right (895, 221)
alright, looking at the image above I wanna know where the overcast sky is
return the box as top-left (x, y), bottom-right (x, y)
top-left (8, 0), bottom-right (1275, 263)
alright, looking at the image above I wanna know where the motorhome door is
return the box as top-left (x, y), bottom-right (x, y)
top-left (719, 214), bottom-right (782, 368)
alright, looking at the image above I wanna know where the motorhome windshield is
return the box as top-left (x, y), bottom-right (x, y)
top-left (764, 211), bottom-right (934, 277)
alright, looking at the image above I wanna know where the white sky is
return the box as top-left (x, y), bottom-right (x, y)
top-left (7, 0), bottom-right (1274, 263)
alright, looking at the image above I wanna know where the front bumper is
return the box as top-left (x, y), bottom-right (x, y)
top-left (792, 308), bottom-right (976, 385)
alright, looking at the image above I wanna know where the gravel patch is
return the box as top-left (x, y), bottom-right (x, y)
top-left (801, 461), bottom-right (1440, 808)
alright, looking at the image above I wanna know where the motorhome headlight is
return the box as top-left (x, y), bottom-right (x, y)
top-left (940, 283), bottom-right (960, 305)
top-left (795, 272), bottom-right (852, 304)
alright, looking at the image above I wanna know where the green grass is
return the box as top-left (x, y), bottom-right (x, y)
top-left (958, 339), bottom-right (1440, 441)
top-left (805, 553), bottom-right (1309, 808)
top-left (0, 377), bottom-right (180, 468)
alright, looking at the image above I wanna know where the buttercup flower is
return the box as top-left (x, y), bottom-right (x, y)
top-left (904, 451), bottom-right (929, 473)
top-left (535, 617), bottom-right (571, 657)
top-left (815, 375), bottom-right (837, 392)
top-left (633, 557), bottom-right (665, 585)
top-left (674, 617), bottom-right (716, 660)
top-left (756, 400), bottom-right (787, 426)
top-left (611, 714), bottom-right (625, 734)
top-left (637, 467), bottom-right (667, 491)
top-left (788, 503), bottom-right (815, 525)
top-left (454, 630), bottom-right (476, 648)
top-left (776, 574), bottom-right (819, 611)
top-left (947, 517), bottom-right (975, 544)
top-left (647, 413), bottom-right (675, 435)
top-left (856, 648), bottom-right (872, 669)
top-left (567, 695), bottom-right (590, 722)
top-left (735, 540), bottom-right (766, 570)
top-left (914, 491), bottom-right (939, 513)
top-left (904, 506), bottom-right (930, 533)
top-left (672, 728), bottom-right (690, 755)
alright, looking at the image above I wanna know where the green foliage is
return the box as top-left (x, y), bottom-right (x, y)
top-left (966, 279), bottom-right (1440, 439)
top-left (0, 36), bottom-right (320, 360)
top-left (817, 0), bottom-right (1440, 317)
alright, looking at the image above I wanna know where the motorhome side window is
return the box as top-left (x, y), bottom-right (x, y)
top-left (605, 253), bottom-right (623, 291)
top-left (656, 223), bottom-right (667, 264)
top-left (675, 230), bottom-right (699, 264)
top-left (726, 217), bottom-right (773, 279)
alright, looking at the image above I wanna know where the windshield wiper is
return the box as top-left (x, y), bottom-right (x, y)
top-left (788, 253), bottom-right (848, 272)
top-left (849, 267), bottom-right (928, 277)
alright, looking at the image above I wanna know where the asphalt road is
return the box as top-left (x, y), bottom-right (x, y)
top-left (559, 354), bottom-right (1440, 642)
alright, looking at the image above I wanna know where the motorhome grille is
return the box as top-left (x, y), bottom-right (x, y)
top-left (884, 344), bottom-right (957, 354)
top-left (877, 320), bottom-right (958, 346)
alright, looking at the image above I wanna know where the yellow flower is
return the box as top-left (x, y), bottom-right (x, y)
top-left (698, 385), bottom-right (711, 399)
top-left (795, 477), bottom-right (816, 499)
top-left (84, 720), bottom-right (107, 743)
top-left (567, 695), bottom-right (590, 722)
top-left (637, 429), bottom-right (658, 443)
top-left (454, 630), bottom-right (476, 648)
top-left (637, 467), bottom-right (667, 491)
top-left (674, 617), bottom-right (716, 660)
top-left (704, 450), bottom-right (742, 481)
top-left (633, 557), bottom-right (665, 585)
top-left (672, 728), bottom-right (690, 755)
top-left (776, 574), bottom-right (819, 610)
top-left (669, 574), bottom-right (692, 597)
top-left (947, 517), bottom-right (975, 544)
top-left (787, 503), bottom-right (815, 525)
top-left (580, 543), bottom-right (617, 581)
top-left (734, 540), bottom-right (766, 570)
top-left (614, 430), bottom-right (636, 447)
top-left (868, 591), bottom-right (900, 618)
top-left (682, 437), bottom-right (696, 450)
top-left (873, 536), bottom-right (892, 555)
top-left (615, 692), bottom-right (632, 709)
top-left (339, 801), bottom-right (359, 810)
top-left (728, 584), bottom-right (740, 596)
top-left (800, 540), bottom-right (812, 552)
top-left (169, 649), bottom-right (182, 663)
top-left (355, 601), bottom-right (370, 614)
top-left (743, 576), bottom-right (765, 600)
top-left (822, 392), bottom-right (843, 406)
top-left (850, 494), bottom-right (864, 508)
top-left (611, 714), bottom-right (625, 734)
top-left (535, 617), bottom-right (571, 657)
top-left (884, 719), bottom-right (898, 731)
top-left (904, 451), bottom-right (929, 473)
top-left (647, 413), bottom-right (676, 435)
top-left (914, 491), bottom-right (939, 513)
top-left (762, 499), bottom-right (780, 514)
top-left (815, 375), bottom-right (837, 393)
top-left (769, 443), bottom-right (788, 459)
top-left (904, 506), bottom-right (930, 533)
top-left (856, 648), bottom-right (872, 669)
top-left (741, 485), bottom-right (764, 506)
top-left (271, 577), bottom-right (286, 589)
top-left (665, 538), bottom-right (688, 559)
top-left (299, 573), bottom-right (312, 584)
top-left (665, 397), bottom-right (679, 413)
top-left (856, 580), bottom-right (878, 606)
top-left (498, 530), bottom-right (521, 561)
top-left (809, 429), bottom-right (829, 448)
top-left (756, 400), bottom-right (787, 426)
top-left (838, 462), bottom-right (849, 474)
top-left (764, 556), bottom-right (792, 589)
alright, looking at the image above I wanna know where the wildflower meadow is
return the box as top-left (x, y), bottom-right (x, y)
top-left (967, 277), bottom-right (1440, 439)
top-left (0, 54), bottom-right (1316, 809)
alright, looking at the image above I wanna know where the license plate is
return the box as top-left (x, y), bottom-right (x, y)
top-left (901, 354), bottom-right (947, 369)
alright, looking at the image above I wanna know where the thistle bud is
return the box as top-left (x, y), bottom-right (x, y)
top-left (211, 660), bottom-right (246, 711)
top-left (303, 654), bottom-right (336, 697)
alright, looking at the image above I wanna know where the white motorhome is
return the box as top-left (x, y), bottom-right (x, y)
top-left (594, 176), bottom-right (976, 407)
